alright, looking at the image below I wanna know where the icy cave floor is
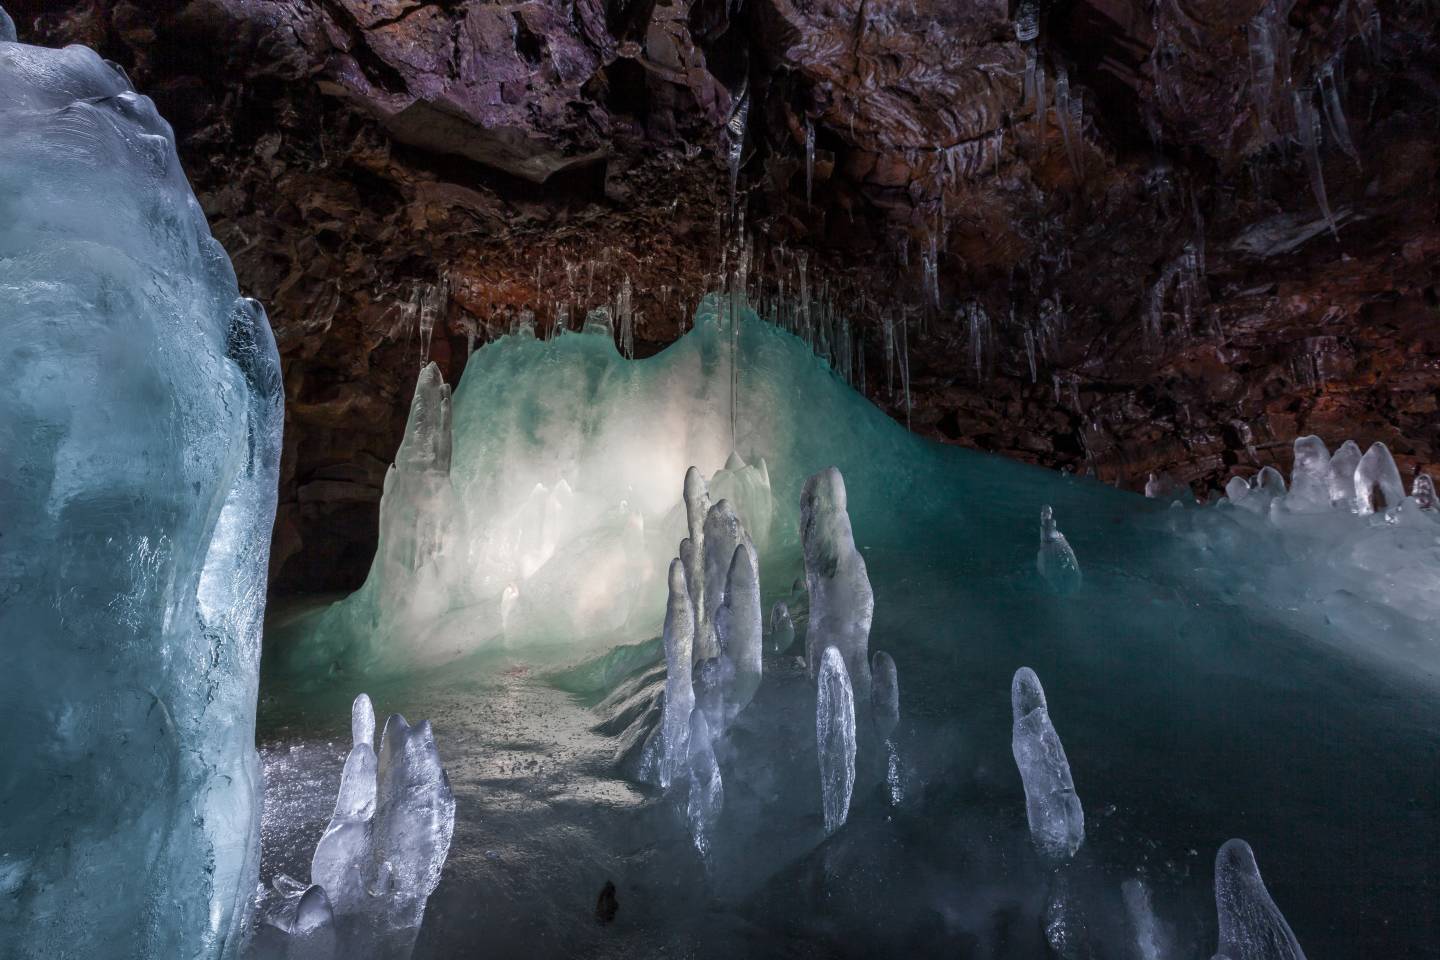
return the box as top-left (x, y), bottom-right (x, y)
top-left (258, 508), bottom-right (1440, 959)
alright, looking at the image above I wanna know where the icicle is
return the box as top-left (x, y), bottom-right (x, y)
top-left (1293, 88), bottom-right (1338, 239)
top-left (897, 310), bottom-right (912, 430)
top-left (1025, 326), bottom-right (1038, 384)
top-left (1054, 66), bottom-right (1083, 178)
top-left (1248, 6), bottom-right (1279, 143)
top-left (1034, 57), bottom-right (1048, 142)
top-left (1014, 1), bottom-right (1039, 42)
top-left (1318, 58), bottom-right (1360, 164)
top-left (616, 274), bottom-right (634, 359)
top-left (726, 79), bottom-right (751, 215)
top-left (804, 118), bottom-right (816, 205)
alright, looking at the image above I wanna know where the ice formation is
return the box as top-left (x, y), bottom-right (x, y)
top-left (1122, 878), bottom-right (1166, 960)
top-left (715, 544), bottom-right (763, 722)
top-left (1037, 505), bottom-right (1083, 594)
top-left (768, 599), bottom-right (796, 654)
top-left (801, 467), bottom-right (875, 698)
top-left (0, 24), bottom-right (281, 957)
top-left (816, 646), bottom-right (858, 835)
top-left (1213, 840), bottom-right (1308, 960)
top-left (1010, 668), bottom-right (1085, 860)
top-left (289, 303), bottom-right (776, 674)
top-left (256, 694), bottom-right (455, 959)
top-left (686, 710), bottom-right (724, 856)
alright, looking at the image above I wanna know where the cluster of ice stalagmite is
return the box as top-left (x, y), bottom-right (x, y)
top-left (641, 462), bottom-right (772, 851)
top-left (0, 21), bottom-right (282, 957)
top-left (253, 695), bottom-right (455, 960)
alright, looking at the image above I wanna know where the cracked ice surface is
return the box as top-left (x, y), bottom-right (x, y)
top-left (0, 21), bottom-right (281, 958)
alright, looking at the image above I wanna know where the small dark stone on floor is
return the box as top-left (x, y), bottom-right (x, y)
top-left (595, 880), bottom-right (618, 924)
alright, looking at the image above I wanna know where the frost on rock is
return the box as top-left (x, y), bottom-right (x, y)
top-left (0, 27), bottom-right (281, 957)
top-left (801, 467), bottom-right (874, 699)
top-left (1037, 506), bottom-right (1083, 594)
top-left (817, 647), bottom-right (858, 835)
top-left (262, 695), bottom-right (455, 959)
top-left (1011, 668), bottom-right (1085, 861)
top-left (1213, 840), bottom-right (1307, 960)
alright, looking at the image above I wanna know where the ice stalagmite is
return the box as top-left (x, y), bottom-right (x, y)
top-left (709, 450), bottom-right (775, 552)
top-left (1010, 668), bottom-right (1085, 860)
top-left (801, 468), bottom-right (875, 699)
top-left (1037, 506), bottom-right (1083, 594)
top-left (870, 651), bottom-right (900, 741)
top-left (0, 4), bottom-right (14, 41)
top-left (0, 27), bottom-right (282, 957)
top-left (1256, 466), bottom-right (1287, 497)
top-left (660, 559), bottom-right (696, 788)
top-left (1327, 439), bottom-right (1363, 506)
top-left (1353, 442), bottom-right (1404, 515)
top-left (817, 646), bottom-right (858, 835)
top-left (716, 545), bottom-right (763, 722)
top-left (871, 650), bottom-right (902, 805)
top-left (1122, 878), bottom-right (1165, 960)
top-left (311, 713), bottom-right (379, 915)
top-left (1213, 839), bottom-right (1307, 960)
top-left (1287, 436), bottom-right (1332, 510)
top-left (702, 499), bottom-right (755, 660)
top-left (686, 710), bottom-right (724, 857)
top-left (1413, 474), bottom-right (1437, 510)
top-left (683, 466), bottom-right (712, 651)
top-left (769, 600), bottom-right (796, 654)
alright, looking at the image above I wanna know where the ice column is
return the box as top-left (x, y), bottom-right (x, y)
top-left (801, 467), bottom-right (875, 699)
top-left (659, 560), bottom-right (697, 788)
top-left (1353, 442), bottom-right (1404, 514)
top-left (1010, 668), bottom-right (1085, 860)
top-left (1037, 506), bottom-right (1082, 594)
top-left (1213, 839), bottom-right (1307, 960)
top-left (1327, 439), bottom-right (1363, 506)
top-left (817, 647), bottom-right (859, 835)
top-left (0, 29), bottom-right (281, 957)
top-left (1287, 436), bottom-right (1332, 510)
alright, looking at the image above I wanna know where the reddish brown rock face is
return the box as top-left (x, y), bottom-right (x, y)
top-left (14, 0), bottom-right (1438, 591)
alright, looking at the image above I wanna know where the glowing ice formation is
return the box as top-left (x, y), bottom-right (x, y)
top-left (801, 467), bottom-right (875, 698)
top-left (292, 297), bottom-right (779, 675)
top-left (1213, 839), bottom-right (1307, 960)
top-left (817, 646), bottom-right (858, 835)
top-left (0, 24), bottom-right (281, 957)
top-left (1010, 667), bottom-right (1085, 860)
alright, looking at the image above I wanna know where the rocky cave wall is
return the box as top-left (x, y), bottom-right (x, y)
top-left (14, 0), bottom-right (1439, 592)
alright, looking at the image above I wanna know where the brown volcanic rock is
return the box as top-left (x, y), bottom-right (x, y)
top-left (10, 0), bottom-right (1439, 590)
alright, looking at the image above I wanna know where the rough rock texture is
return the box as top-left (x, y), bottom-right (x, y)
top-left (14, 0), bottom-right (1438, 591)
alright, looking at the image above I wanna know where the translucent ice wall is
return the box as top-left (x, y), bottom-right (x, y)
top-left (0, 24), bottom-right (282, 958)
top-left (285, 285), bottom-right (1440, 686)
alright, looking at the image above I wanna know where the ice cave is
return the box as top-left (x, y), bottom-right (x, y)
top-left (2, 2), bottom-right (1438, 958)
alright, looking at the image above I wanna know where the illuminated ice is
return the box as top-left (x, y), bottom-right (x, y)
top-left (715, 544), bottom-right (763, 722)
top-left (1011, 667), bottom-right (1085, 860)
top-left (1353, 442), bottom-right (1404, 515)
top-left (0, 25), bottom-right (281, 956)
top-left (658, 559), bottom-right (696, 788)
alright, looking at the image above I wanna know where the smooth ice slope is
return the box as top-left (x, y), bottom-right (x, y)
top-left (0, 22), bottom-right (281, 959)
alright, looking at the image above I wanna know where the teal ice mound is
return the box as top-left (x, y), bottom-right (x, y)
top-left (0, 30), bottom-right (280, 959)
